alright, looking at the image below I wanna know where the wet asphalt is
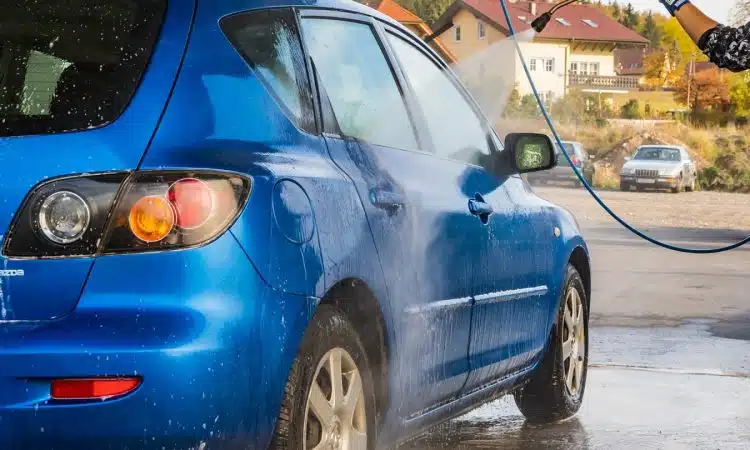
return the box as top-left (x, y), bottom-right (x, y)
top-left (405, 187), bottom-right (750, 449)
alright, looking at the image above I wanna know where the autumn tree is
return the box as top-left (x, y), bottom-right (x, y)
top-left (611, 2), bottom-right (622, 21)
top-left (730, 1), bottom-right (750, 26)
top-left (675, 68), bottom-right (731, 111)
top-left (643, 50), bottom-right (669, 88)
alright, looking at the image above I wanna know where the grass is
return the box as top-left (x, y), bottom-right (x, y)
top-left (610, 91), bottom-right (686, 116)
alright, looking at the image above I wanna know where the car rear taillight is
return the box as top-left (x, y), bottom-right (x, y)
top-left (3, 171), bottom-right (252, 258)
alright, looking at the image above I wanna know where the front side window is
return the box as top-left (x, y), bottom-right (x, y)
top-left (0, 0), bottom-right (167, 137)
top-left (301, 18), bottom-right (418, 151)
top-left (387, 33), bottom-right (490, 164)
top-left (222, 9), bottom-right (315, 133)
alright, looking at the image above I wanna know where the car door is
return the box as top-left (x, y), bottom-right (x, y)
top-left (299, 11), bottom-right (480, 415)
top-left (381, 30), bottom-right (556, 393)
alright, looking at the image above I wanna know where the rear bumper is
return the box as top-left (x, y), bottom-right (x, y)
top-left (0, 233), bottom-right (314, 449)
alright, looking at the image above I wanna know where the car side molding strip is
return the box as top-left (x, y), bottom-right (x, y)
top-left (473, 286), bottom-right (548, 306)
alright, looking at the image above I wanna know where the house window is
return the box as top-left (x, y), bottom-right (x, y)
top-left (570, 61), bottom-right (600, 76)
top-left (478, 20), bottom-right (486, 39)
top-left (582, 19), bottom-right (599, 28)
top-left (545, 59), bottom-right (554, 72)
top-left (529, 58), bottom-right (537, 71)
top-left (455, 26), bottom-right (461, 41)
top-left (555, 17), bottom-right (571, 26)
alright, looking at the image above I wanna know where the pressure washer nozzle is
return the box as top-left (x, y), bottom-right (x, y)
top-left (531, 12), bottom-right (552, 33)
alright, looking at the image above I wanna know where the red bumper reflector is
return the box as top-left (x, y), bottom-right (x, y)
top-left (51, 378), bottom-right (141, 400)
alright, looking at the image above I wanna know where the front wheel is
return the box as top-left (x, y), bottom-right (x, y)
top-left (514, 264), bottom-right (588, 424)
top-left (271, 306), bottom-right (376, 450)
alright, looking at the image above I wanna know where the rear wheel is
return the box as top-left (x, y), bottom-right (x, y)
top-left (514, 264), bottom-right (588, 424)
top-left (271, 306), bottom-right (376, 450)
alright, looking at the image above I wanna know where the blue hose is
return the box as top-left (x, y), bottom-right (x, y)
top-left (498, 0), bottom-right (750, 253)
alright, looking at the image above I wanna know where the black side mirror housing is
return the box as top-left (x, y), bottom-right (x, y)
top-left (501, 133), bottom-right (557, 175)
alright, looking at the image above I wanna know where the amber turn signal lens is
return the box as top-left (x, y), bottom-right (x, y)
top-left (128, 196), bottom-right (175, 243)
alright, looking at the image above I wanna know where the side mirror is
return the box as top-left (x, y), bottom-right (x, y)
top-left (504, 133), bottom-right (556, 174)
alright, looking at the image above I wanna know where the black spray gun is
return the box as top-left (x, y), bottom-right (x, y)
top-left (529, 0), bottom-right (580, 32)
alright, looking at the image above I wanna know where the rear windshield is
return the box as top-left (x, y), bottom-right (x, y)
top-left (0, 1), bottom-right (167, 137)
top-left (556, 143), bottom-right (576, 166)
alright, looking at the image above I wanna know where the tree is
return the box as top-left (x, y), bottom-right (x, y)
top-left (620, 99), bottom-right (642, 119)
top-left (643, 50), bottom-right (674, 88)
top-left (611, 2), bottom-right (622, 21)
top-left (675, 68), bottom-right (731, 111)
top-left (621, 3), bottom-right (640, 30)
top-left (730, 1), bottom-right (750, 26)
top-left (729, 73), bottom-right (750, 115)
top-left (640, 12), bottom-right (662, 47)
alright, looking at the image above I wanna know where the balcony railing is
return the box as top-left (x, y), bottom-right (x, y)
top-left (568, 74), bottom-right (640, 91)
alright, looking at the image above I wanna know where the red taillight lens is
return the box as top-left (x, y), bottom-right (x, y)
top-left (51, 378), bottom-right (141, 400)
top-left (104, 171), bottom-right (251, 252)
top-left (167, 178), bottom-right (214, 230)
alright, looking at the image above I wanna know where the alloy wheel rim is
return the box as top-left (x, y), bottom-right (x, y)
top-left (303, 347), bottom-right (367, 450)
top-left (562, 286), bottom-right (586, 399)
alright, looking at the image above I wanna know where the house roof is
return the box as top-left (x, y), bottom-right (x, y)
top-left (373, 0), bottom-right (423, 24)
top-left (367, 0), bottom-right (458, 63)
top-left (434, 0), bottom-right (649, 45)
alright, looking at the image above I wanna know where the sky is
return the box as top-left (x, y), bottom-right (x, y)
top-left (607, 0), bottom-right (739, 23)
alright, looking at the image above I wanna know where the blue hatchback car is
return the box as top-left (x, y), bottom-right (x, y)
top-left (0, 1), bottom-right (591, 449)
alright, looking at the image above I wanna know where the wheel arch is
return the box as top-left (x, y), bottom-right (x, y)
top-left (568, 246), bottom-right (591, 308)
top-left (318, 277), bottom-right (390, 423)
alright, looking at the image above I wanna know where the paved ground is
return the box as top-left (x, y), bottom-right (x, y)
top-left (405, 185), bottom-right (750, 449)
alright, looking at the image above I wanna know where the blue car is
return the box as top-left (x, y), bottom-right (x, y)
top-left (0, 1), bottom-right (591, 449)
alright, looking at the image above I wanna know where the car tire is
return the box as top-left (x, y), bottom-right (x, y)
top-left (514, 264), bottom-right (588, 424)
top-left (671, 174), bottom-right (683, 193)
top-left (685, 176), bottom-right (696, 192)
top-left (271, 305), bottom-right (377, 450)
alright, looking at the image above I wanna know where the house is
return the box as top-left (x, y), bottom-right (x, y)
top-left (614, 47), bottom-right (647, 79)
top-left (616, 47), bottom-right (677, 87)
top-left (361, 0), bottom-right (457, 64)
top-left (432, 0), bottom-right (649, 102)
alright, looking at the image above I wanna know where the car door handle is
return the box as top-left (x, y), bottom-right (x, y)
top-left (370, 188), bottom-right (405, 213)
top-left (469, 199), bottom-right (493, 216)
top-left (468, 194), bottom-right (493, 224)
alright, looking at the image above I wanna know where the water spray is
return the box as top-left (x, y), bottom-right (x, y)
top-left (498, 0), bottom-right (750, 254)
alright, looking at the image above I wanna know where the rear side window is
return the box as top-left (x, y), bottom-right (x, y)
top-left (0, 1), bottom-right (167, 137)
top-left (222, 9), bottom-right (316, 133)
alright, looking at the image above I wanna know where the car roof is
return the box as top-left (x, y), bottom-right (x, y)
top-left (637, 144), bottom-right (683, 150)
top-left (208, 0), bottom-right (408, 32)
